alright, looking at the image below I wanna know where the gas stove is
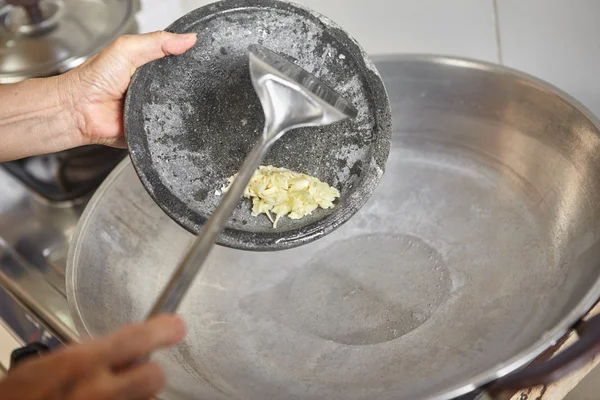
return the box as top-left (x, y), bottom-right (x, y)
top-left (0, 147), bottom-right (127, 369)
top-left (0, 0), bottom-right (137, 369)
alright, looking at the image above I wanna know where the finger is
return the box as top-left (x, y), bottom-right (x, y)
top-left (112, 361), bottom-right (166, 400)
top-left (0, 355), bottom-right (76, 400)
top-left (67, 362), bottom-right (165, 400)
top-left (1, 345), bottom-right (108, 400)
top-left (66, 368), bottom-right (113, 400)
top-left (10, 344), bottom-right (102, 386)
top-left (111, 31), bottom-right (197, 72)
top-left (97, 314), bottom-right (186, 367)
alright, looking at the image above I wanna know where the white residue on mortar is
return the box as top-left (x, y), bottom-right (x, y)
top-left (143, 101), bottom-right (185, 140)
top-left (156, 147), bottom-right (219, 208)
top-left (207, 11), bottom-right (322, 75)
top-left (334, 143), bottom-right (367, 186)
top-left (338, 75), bottom-right (370, 127)
top-left (321, 43), bottom-right (336, 59)
top-left (143, 100), bottom-right (224, 211)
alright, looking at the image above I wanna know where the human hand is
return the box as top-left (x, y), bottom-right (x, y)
top-left (0, 314), bottom-right (186, 400)
top-left (60, 31), bottom-right (197, 148)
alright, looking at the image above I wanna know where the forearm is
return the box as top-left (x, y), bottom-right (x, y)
top-left (0, 75), bottom-right (84, 162)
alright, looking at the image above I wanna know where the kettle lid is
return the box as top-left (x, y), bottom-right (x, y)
top-left (0, 0), bottom-right (138, 83)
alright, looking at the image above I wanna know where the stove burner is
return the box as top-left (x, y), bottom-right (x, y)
top-left (2, 145), bottom-right (127, 202)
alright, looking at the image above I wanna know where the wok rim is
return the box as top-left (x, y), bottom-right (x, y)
top-left (67, 53), bottom-right (600, 400)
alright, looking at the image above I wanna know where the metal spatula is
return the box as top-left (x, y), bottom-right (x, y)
top-left (145, 44), bottom-right (357, 320)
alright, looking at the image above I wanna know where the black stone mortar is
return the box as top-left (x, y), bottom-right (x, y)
top-left (124, 0), bottom-right (392, 251)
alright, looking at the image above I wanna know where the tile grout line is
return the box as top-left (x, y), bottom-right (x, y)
top-left (492, 0), bottom-right (504, 64)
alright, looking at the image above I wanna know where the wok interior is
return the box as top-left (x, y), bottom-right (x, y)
top-left (68, 57), bottom-right (600, 400)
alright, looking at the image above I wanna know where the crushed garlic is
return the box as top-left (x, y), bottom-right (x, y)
top-left (222, 165), bottom-right (340, 228)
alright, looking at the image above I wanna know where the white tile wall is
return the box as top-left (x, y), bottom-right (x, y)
top-left (135, 0), bottom-right (600, 121)
top-left (135, 0), bottom-right (600, 119)
top-left (145, 0), bottom-right (499, 61)
top-left (136, 0), bottom-right (187, 33)
top-left (497, 0), bottom-right (600, 118)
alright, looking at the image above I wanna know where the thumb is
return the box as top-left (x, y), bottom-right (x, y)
top-left (111, 31), bottom-right (197, 73)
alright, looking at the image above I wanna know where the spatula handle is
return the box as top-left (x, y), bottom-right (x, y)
top-left (144, 134), bottom-right (273, 319)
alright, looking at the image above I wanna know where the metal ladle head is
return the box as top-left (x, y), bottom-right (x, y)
top-left (144, 44), bottom-right (358, 321)
top-left (249, 43), bottom-right (358, 138)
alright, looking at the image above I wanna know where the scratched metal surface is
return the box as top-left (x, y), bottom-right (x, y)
top-left (124, 0), bottom-right (392, 250)
top-left (68, 56), bottom-right (600, 400)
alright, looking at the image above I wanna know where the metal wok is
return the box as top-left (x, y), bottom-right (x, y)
top-left (67, 55), bottom-right (600, 400)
